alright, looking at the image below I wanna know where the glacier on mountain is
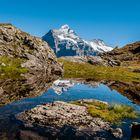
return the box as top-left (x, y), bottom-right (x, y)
top-left (42, 24), bottom-right (113, 57)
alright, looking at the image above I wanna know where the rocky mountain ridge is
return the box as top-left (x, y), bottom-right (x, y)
top-left (60, 41), bottom-right (140, 67)
top-left (42, 24), bottom-right (113, 57)
top-left (100, 41), bottom-right (140, 66)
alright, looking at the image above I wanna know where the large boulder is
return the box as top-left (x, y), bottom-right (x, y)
top-left (16, 101), bottom-right (113, 139)
top-left (0, 24), bottom-right (63, 81)
top-left (0, 23), bottom-right (63, 105)
top-left (110, 128), bottom-right (123, 139)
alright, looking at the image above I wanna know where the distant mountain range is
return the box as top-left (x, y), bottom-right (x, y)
top-left (42, 24), bottom-right (113, 57)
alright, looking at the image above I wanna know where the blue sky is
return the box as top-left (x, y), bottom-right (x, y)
top-left (0, 0), bottom-right (140, 47)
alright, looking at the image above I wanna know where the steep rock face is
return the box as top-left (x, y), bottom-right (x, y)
top-left (0, 23), bottom-right (63, 80)
top-left (42, 24), bottom-right (113, 57)
top-left (0, 24), bottom-right (63, 105)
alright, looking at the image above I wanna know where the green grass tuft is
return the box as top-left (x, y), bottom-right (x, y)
top-left (0, 56), bottom-right (28, 80)
top-left (70, 100), bottom-right (138, 123)
top-left (59, 59), bottom-right (140, 83)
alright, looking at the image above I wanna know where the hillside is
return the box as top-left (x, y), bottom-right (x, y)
top-left (0, 23), bottom-right (63, 105)
top-left (101, 41), bottom-right (140, 67)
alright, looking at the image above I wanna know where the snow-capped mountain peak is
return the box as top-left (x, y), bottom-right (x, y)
top-left (60, 24), bottom-right (70, 30)
top-left (92, 39), bottom-right (105, 46)
top-left (54, 24), bottom-right (79, 41)
top-left (42, 25), bottom-right (113, 57)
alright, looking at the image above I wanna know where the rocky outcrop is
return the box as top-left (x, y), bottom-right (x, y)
top-left (60, 56), bottom-right (105, 66)
top-left (0, 23), bottom-right (63, 81)
top-left (59, 55), bottom-right (122, 67)
top-left (100, 41), bottom-right (140, 66)
top-left (59, 41), bottom-right (140, 67)
top-left (17, 101), bottom-right (110, 130)
top-left (110, 128), bottom-right (123, 139)
top-left (0, 23), bottom-right (63, 105)
top-left (17, 100), bottom-right (124, 139)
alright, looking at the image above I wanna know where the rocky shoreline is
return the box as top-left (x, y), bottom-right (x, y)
top-left (16, 100), bottom-right (124, 139)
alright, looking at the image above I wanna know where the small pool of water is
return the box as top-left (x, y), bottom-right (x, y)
top-left (0, 81), bottom-right (140, 139)
top-left (1, 83), bottom-right (140, 115)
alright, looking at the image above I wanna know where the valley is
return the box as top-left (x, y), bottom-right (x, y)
top-left (0, 24), bottom-right (140, 140)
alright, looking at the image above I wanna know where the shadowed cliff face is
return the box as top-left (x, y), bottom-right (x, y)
top-left (0, 23), bottom-right (63, 105)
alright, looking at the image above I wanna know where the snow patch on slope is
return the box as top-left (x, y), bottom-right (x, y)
top-left (42, 24), bottom-right (113, 57)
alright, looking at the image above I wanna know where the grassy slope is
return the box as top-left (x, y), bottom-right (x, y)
top-left (59, 59), bottom-right (140, 83)
top-left (0, 56), bottom-right (28, 80)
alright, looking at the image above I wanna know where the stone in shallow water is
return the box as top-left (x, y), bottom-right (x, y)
top-left (110, 128), bottom-right (123, 139)
top-left (17, 101), bottom-right (110, 131)
top-left (16, 101), bottom-right (125, 139)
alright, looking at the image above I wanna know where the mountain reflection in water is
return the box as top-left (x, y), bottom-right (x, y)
top-left (0, 79), bottom-right (140, 140)
top-left (51, 80), bottom-right (75, 95)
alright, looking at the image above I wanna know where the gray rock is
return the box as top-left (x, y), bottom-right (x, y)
top-left (0, 24), bottom-right (63, 85)
top-left (60, 56), bottom-right (106, 66)
top-left (133, 68), bottom-right (140, 73)
top-left (111, 128), bottom-right (123, 138)
top-left (17, 101), bottom-right (110, 133)
top-left (0, 24), bottom-right (63, 105)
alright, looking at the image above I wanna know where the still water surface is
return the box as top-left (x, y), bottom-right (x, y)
top-left (0, 81), bottom-right (140, 139)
